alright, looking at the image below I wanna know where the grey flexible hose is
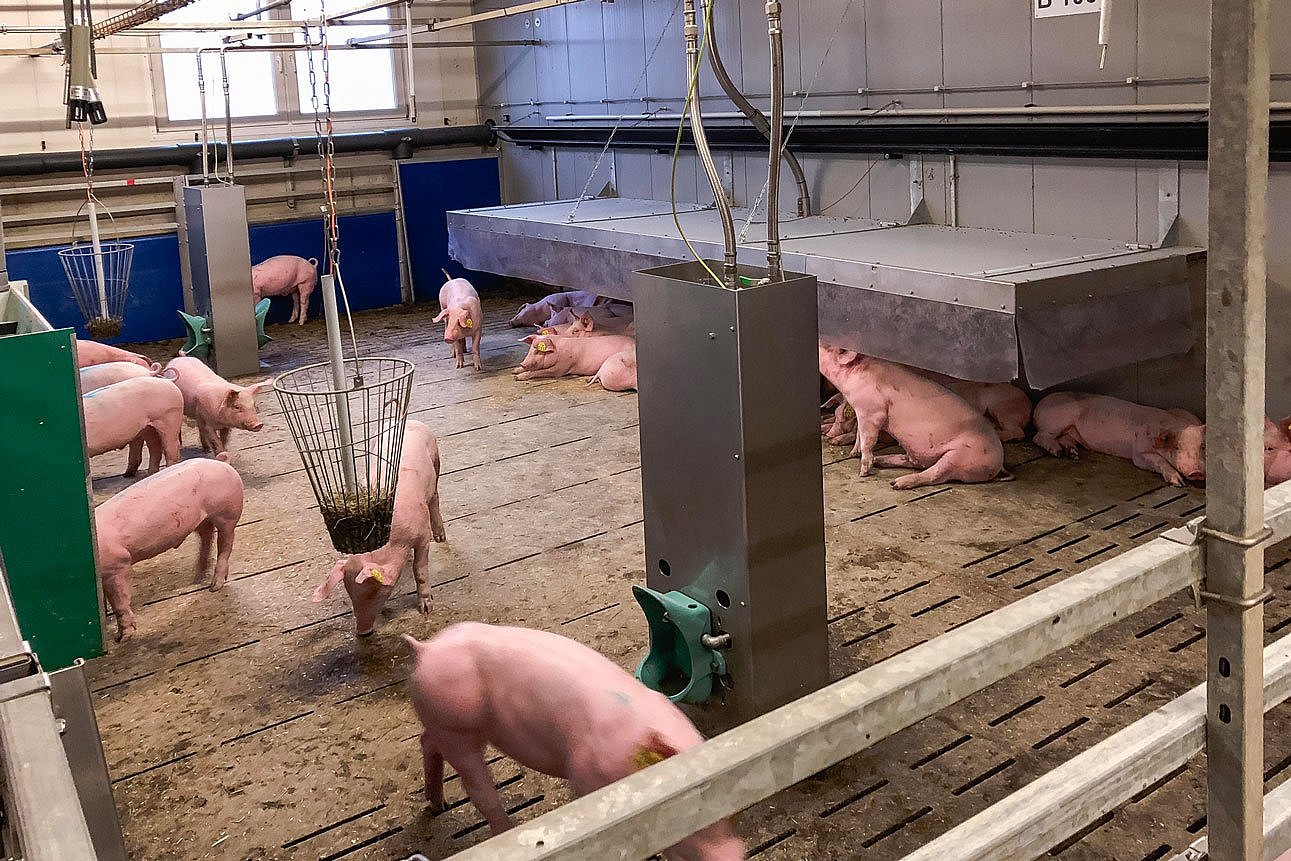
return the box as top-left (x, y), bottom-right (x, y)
top-left (708, 10), bottom-right (811, 217)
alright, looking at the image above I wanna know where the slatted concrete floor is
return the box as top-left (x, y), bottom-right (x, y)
top-left (84, 297), bottom-right (1291, 860)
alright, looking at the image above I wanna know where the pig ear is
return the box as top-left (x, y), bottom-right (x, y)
top-left (522, 335), bottom-right (539, 345)
top-left (354, 565), bottom-right (387, 586)
top-left (313, 560), bottom-right (347, 602)
top-left (252, 378), bottom-right (276, 394)
top-left (224, 390), bottom-right (239, 407)
top-left (434, 309), bottom-right (449, 323)
top-left (578, 312), bottom-right (595, 330)
top-left (836, 349), bottom-right (862, 365)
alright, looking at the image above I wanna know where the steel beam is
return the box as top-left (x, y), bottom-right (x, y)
top-left (1205, 2), bottom-right (1272, 859)
top-left (445, 535), bottom-right (1202, 860)
top-left (900, 635), bottom-right (1291, 861)
top-left (1172, 778), bottom-right (1291, 861)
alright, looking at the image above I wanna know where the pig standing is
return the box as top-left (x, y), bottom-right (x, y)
top-left (403, 623), bottom-right (745, 861)
top-left (251, 255), bottom-right (318, 325)
top-left (163, 357), bottom-right (274, 456)
top-left (513, 333), bottom-right (636, 382)
top-left (313, 420), bottom-right (446, 636)
top-left (590, 347), bottom-right (638, 392)
top-left (80, 360), bottom-right (162, 393)
top-left (1032, 392), bottom-right (1205, 486)
top-left (819, 345), bottom-right (1007, 489)
top-left (510, 291), bottom-right (607, 327)
top-left (434, 274), bottom-right (484, 371)
top-left (94, 455), bottom-right (244, 640)
top-left (83, 376), bottom-right (184, 477)
top-left (75, 339), bottom-right (152, 369)
top-left (1266, 418), bottom-right (1291, 487)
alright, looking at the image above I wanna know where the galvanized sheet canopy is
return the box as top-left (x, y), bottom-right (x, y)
top-left (447, 198), bottom-right (1203, 387)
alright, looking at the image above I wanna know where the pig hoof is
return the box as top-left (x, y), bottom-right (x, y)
top-left (356, 628), bottom-right (375, 638)
top-left (433, 531), bottom-right (446, 543)
top-left (419, 599), bottom-right (432, 615)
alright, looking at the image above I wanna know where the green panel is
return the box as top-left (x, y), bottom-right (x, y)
top-left (0, 329), bottom-right (103, 669)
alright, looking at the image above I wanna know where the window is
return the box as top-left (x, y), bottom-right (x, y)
top-left (158, 0), bottom-right (279, 121)
top-left (292, 0), bottom-right (398, 114)
top-left (154, 0), bottom-right (401, 125)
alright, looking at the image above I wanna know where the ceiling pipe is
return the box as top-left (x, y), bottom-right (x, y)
top-left (0, 125), bottom-right (495, 177)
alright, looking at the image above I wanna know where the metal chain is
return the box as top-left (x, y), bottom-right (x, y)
top-left (565, 0), bottom-right (683, 223)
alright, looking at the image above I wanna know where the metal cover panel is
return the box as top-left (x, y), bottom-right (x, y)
top-left (635, 262), bottom-right (829, 728)
top-left (182, 184), bottom-right (257, 378)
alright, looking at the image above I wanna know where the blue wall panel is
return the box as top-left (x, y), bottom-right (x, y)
top-left (7, 159), bottom-right (493, 343)
top-left (249, 212), bottom-right (402, 325)
top-left (399, 157), bottom-right (501, 302)
top-left (8, 234), bottom-right (186, 345)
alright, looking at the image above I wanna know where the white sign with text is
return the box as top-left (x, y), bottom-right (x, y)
top-left (1035, 0), bottom-right (1102, 17)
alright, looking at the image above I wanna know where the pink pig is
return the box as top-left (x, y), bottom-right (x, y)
top-left (163, 357), bottom-right (274, 456)
top-left (403, 623), bottom-right (745, 861)
top-left (80, 360), bottom-right (162, 394)
top-left (94, 455), bottom-right (244, 640)
top-left (513, 333), bottom-right (636, 382)
top-left (82, 376), bottom-right (184, 477)
top-left (1032, 392), bottom-right (1205, 486)
top-left (821, 394), bottom-right (858, 447)
top-left (251, 255), bottom-right (318, 325)
top-left (1262, 417), bottom-right (1291, 488)
top-left (75, 339), bottom-right (152, 369)
top-left (434, 274), bottom-right (484, 371)
top-left (313, 420), bottom-right (446, 636)
top-left (819, 345), bottom-right (1007, 489)
top-left (590, 347), bottom-right (638, 392)
top-left (919, 372), bottom-right (1033, 442)
top-left (567, 309), bottom-right (637, 337)
top-left (510, 290), bottom-right (607, 327)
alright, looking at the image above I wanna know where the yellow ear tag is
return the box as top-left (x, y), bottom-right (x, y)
top-left (536, 341), bottom-right (551, 353)
top-left (843, 404), bottom-right (855, 419)
top-left (632, 747), bottom-right (666, 771)
top-left (463, 317), bottom-right (474, 329)
top-left (369, 568), bottom-right (386, 585)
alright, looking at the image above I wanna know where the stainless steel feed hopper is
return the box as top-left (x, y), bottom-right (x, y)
top-left (633, 260), bottom-right (829, 732)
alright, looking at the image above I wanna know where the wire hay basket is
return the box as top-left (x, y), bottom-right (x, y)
top-left (274, 357), bottom-right (415, 554)
top-left (60, 240), bottom-right (134, 340)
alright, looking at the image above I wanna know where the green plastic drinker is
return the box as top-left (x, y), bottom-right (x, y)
top-left (178, 298), bottom-right (272, 359)
top-left (632, 585), bottom-right (728, 704)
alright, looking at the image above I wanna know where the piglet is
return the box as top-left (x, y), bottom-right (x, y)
top-left (251, 255), bottom-right (318, 325)
top-left (83, 376), bottom-right (184, 477)
top-left (510, 290), bottom-right (607, 327)
top-left (819, 345), bottom-right (1007, 489)
top-left (76, 339), bottom-right (152, 369)
top-left (404, 622), bottom-right (745, 861)
top-left (80, 360), bottom-right (162, 394)
top-left (434, 274), bottom-right (484, 370)
top-left (513, 333), bottom-right (636, 382)
top-left (590, 347), bottom-right (638, 392)
top-left (567, 309), bottom-right (637, 337)
top-left (313, 419), bottom-right (446, 636)
top-left (919, 372), bottom-right (1033, 442)
top-left (821, 394), bottom-right (858, 447)
top-left (94, 455), bottom-right (244, 640)
top-left (164, 357), bottom-right (274, 456)
top-left (1032, 392), bottom-right (1205, 486)
top-left (1262, 418), bottom-right (1291, 488)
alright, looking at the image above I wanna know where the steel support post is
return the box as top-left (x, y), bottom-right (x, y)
top-left (1205, 2), bottom-right (1272, 859)
top-left (0, 194), bottom-right (8, 288)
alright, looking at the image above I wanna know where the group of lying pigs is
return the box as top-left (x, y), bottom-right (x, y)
top-left (436, 275), bottom-right (640, 389)
top-left (75, 316), bottom-right (742, 860)
top-left (819, 344), bottom-right (1291, 490)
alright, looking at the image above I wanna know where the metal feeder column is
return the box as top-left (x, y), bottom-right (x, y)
top-left (179, 183), bottom-right (259, 378)
top-left (634, 260), bottom-right (829, 732)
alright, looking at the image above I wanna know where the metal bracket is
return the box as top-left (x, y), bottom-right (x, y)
top-left (0, 670), bottom-right (51, 706)
top-left (906, 156), bottom-right (930, 225)
top-left (1156, 163), bottom-right (1181, 248)
top-left (1163, 516), bottom-right (1274, 610)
